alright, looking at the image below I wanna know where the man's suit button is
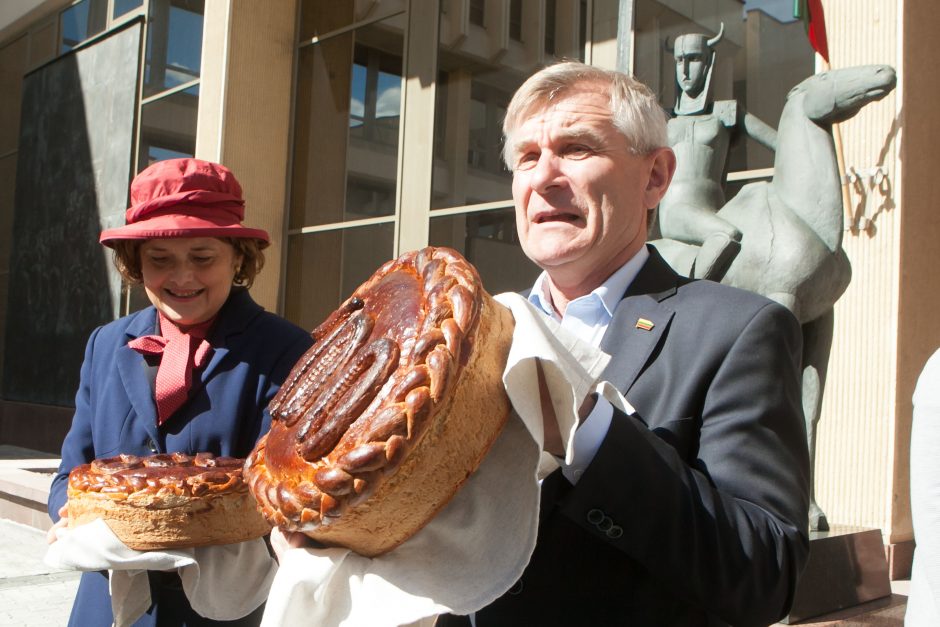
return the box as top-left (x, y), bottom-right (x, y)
top-left (597, 516), bottom-right (613, 532)
top-left (587, 509), bottom-right (605, 525)
top-left (146, 438), bottom-right (158, 453)
top-left (606, 525), bottom-right (624, 539)
top-left (507, 580), bottom-right (524, 595)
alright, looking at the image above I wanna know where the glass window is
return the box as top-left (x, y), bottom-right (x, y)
top-left (137, 85), bottom-right (199, 171)
top-left (348, 46), bottom-right (403, 152)
top-left (432, 1), bottom-right (588, 212)
top-left (429, 209), bottom-right (540, 294)
top-left (299, 0), bottom-right (406, 41)
top-left (285, 0), bottom-right (603, 324)
top-left (509, 0), bottom-right (523, 42)
top-left (430, 64), bottom-right (513, 211)
top-left (288, 2), bottom-right (408, 325)
top-left (300, 1), bottom-right (355, 40)
top-left (114, 0), bottom-right (144, 19)
top-left (469, 0), bottom-right (485, 27)
top-left (284, 223), bottom-right (395, 331)
top-left (290, 16), bottom-right (405, 229)
top-left (144, 0), bottom-right (204, 97)
top-left (431, 66), bottom-right (515, 210)
top-left (544, 0), bottom-right (557, 56)
top-left (60, 0), bottom-right (108, 53)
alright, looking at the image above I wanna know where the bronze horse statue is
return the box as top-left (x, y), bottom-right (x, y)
top-left (652, 65), bottom-right (897, 530)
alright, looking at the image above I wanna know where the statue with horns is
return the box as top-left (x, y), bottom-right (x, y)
top-left (659, 23), bottom-right (779, 280)
top-left (654, 22), bottom-right (898, 531)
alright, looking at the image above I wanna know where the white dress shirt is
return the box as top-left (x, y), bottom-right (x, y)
top-left (527, 247), bottom-right (648, 484)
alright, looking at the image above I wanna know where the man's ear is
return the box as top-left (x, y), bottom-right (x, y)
top-left (643, 147), bottom-right (677, 208)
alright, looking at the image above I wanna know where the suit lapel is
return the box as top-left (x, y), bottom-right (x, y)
top-left (599, 246), bottom-right (684, 394)
top-left (190, 288), bottom-right (261, 394)
top-left (117, 308), bottom-right (161, 442)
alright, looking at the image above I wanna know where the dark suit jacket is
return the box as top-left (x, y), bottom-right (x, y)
top-left (47, 287), bottom-right (313, 627)
top-left (447, 246), bottom-right (810, 627)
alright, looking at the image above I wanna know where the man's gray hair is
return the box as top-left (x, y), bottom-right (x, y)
top-left (502, 61), bottom-right (669, 169)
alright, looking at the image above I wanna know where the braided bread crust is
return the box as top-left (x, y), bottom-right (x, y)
top-left (244, 247), bottom-right (513, 556)
top-left (67, 452), bottom-right (271, 550)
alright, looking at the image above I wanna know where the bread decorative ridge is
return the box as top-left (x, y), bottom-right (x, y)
top-left (67, 451), bottom-right (272, 550)
top-left (244, 246), bottom-right (514, 556)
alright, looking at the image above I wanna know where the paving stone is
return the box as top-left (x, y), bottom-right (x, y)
top-left (0, 519), bottom-right (79, 626)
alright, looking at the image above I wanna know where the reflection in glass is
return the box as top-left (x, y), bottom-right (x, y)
top-left (290, 18), bottom-right (405, 229)
top-left (431, 67), bottom-right (515, 210)
top-left (114, 0), bottom-right (144, 19)
top-left (544, 0), bottom-right (556, 56)
top-left (299, 0), bottom-right (406, 42)
top-left (429, 209), bottom-right (539, 295)
top-left (348, 48), bottom-right (402, 148)
top-left (137, 86), bottom-right (199, 171)
top-left (469, 0), bottom-right (485, 26)
top-left (300, 1), bottom-right (354, 41)
top-left (432, 1), bottom-right (588, 211)
top-left (60, 0), bottom-right (107, 53)
top-left (742, 0), bottom-right (799, 23)
top-left (145, 0), bottom-right (204, 97)
top-left (509, 0), bottom-right (523, 41)
top-left (284, 223), bottom-right (395, 330)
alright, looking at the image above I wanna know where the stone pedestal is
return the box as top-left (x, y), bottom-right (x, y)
top-left (780, 525), bottom-right (892, 624)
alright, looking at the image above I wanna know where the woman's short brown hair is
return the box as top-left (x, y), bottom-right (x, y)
top-left (111, 237), bottom-right (266, 288)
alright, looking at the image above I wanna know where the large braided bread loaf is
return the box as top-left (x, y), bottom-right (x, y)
top-left (244, 247), bottom-right (514, 556)
top-left (67, 452), bottom-right (271, 550)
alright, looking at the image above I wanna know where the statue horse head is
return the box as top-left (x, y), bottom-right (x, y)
top-left (653, 64), bottom-right (896, 324)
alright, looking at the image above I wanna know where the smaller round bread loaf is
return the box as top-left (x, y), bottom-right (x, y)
top-left (245, 246), bottom-right (514, 556)
top-left (67, 452), bottom-right (271, 550)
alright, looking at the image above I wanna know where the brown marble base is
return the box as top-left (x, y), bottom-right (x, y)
top-left (780, 525), bottom-right (892, 624)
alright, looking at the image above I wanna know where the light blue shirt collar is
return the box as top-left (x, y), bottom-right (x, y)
top-left (525, 247), bottom-right (649, 485)
top-left (527, 245), bottom-right (650, 340)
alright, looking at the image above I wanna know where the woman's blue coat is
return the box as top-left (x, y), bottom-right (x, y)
top-left (48, 287), bottom-right (314, 626)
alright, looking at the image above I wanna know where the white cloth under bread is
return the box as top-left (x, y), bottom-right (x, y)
top-left (44, 518), bottom-right (276, 626)
top-left (261, 293), bottom-right (634, 626)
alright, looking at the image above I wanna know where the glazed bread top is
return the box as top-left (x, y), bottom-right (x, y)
top-left (68, 452), bottom-right (247, 499)
top-left (248, 246), bottom-right (486, 528)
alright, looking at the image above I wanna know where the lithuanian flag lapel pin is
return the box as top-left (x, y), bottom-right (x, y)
top-left (635, 317), bottom-right (654, 331)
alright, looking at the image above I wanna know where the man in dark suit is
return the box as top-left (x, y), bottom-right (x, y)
top-left (442, 61), bottom-right (809, 626)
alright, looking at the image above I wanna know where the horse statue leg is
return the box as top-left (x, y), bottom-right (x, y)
top-left (801, 308), bottom-right (835, 532)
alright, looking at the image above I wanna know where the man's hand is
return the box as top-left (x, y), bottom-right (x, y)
top-left (269, 526), bottom-right (315, 562)
top-left (538, 360), bottom-right (599, 458)
top-left (537, 361), bottom-right (564, 457)
top-left (46, 504), bottom-right (68, 544)
top-left (579, 392), bottom-right (597, 420)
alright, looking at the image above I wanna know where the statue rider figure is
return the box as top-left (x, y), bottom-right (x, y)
top-left (659, 23), bottom-right (778, 280)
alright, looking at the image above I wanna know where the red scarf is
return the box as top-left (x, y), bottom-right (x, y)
top-left (127, 313), bottom-right (215, 426)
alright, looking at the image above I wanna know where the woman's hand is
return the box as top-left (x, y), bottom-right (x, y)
top-left (46, 504), bottom-right (68, 545)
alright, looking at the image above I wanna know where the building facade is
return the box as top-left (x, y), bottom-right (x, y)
top-left (0, 0), bottom-right (935, 577)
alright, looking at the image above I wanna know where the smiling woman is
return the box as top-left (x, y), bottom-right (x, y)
top-left (46, 158), bottom-right (315, 627)
top-left (137, 238), bottom-right (241, 328)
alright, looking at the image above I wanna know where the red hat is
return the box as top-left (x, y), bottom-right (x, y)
top-left (99, 158), bottom-right (270, 248)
